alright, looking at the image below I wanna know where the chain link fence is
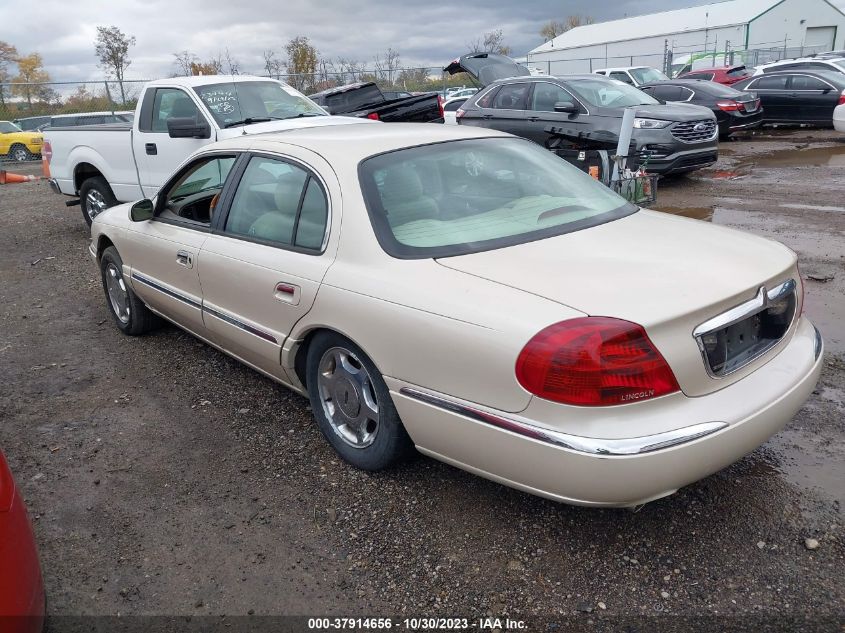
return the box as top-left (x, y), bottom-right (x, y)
top-left (526, 43), bottom-right (833, 76)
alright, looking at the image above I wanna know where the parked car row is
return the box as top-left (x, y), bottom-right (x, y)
top-left (0, 120), bottom-right (43, 162)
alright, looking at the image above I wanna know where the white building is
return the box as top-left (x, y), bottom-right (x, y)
top-left (527, 0), bottom-right (845, 75)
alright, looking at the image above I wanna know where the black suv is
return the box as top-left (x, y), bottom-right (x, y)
top-left (447, 54), bottom-right (719, 175)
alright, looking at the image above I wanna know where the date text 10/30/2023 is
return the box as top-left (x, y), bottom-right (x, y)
top-left (307, 617), bottom-right (527, 630)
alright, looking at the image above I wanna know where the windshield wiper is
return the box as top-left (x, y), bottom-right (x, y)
top-left (285, 112), bottom-right (323, 119)
top-left (223, 117), bottom-right (279, 128)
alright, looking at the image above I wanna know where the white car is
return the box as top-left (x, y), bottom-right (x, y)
top-left (45, 75), bottom-right (365, 225)
top-left (594, 66), bottom-right (669, 86)
top-left (835, 103), bottom-right (845, 132)
top-left (89, 123), bottom-right (822, 508)
top-left (751, 57), bottom-right (845, 76)
top-left (446, 88), bottom-right (478, 99)
top-left (442, 97), bottom-right (468, 125)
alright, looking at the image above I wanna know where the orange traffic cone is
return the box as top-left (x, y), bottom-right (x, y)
top-left (0, 170), bottom-right (40, 184)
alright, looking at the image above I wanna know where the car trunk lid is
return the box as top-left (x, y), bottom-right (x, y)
top-left (435, 210), bottom-right (799, 397)
top-left (443, 53), bottom-right (531, 87)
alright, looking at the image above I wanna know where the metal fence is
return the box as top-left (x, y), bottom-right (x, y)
top-left (525, 43), bottom-right (833, 76)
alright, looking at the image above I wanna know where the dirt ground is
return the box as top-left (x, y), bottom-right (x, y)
top-left (1, 130), bottom-right (843, 631)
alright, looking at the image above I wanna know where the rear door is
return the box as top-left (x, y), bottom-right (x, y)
top-left (133, 87), bottom-right (214, 198)
top-left (198, 151), bottom-right (337, 380)
top-left (787, 74), bottom-right (839, 122)
top-left (523, 81), bottom-right (589, 143)
top-left (744, 74), bottom-right (790, 121)
top-left (477, 82), bottom-right (533, 138)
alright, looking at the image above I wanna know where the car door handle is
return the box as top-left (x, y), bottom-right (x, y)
top-left (176, 250), bottom-right (193, 268)
top-left (274, 282), bottom-right (301, 305)
top-left (482, 114), bottom-right (493, 119)
top-left (145, 143), bottom-right (157, 155)
top-left (527, 116), bottom-right (540, 122)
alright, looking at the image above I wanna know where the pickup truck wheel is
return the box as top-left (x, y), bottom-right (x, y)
top-left (306, 332), bottom-right (414, 471)
top-left (9, 144), bottom-right (32, 162)
top-left (80, 176), bottom-right (117, 226)
top-left (99, 246), bottom-right (160, 335)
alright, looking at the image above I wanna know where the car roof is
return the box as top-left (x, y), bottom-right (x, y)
top-left (683, 66), bottom-right (745, 72)
top-left (146, 74), bottom-right (286, 88)
top-left (740, 69), bottom-right (845, 84)
top-left (594, 66), bottom-right (649, 72)
top-left (210, 122), bottom-right (510, 162)
top-left (762, 57), bottom-right (843, 66)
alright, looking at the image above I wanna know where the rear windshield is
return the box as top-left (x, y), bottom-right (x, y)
top-left (359, 138), bottom-right (636, 259)
top-left (630, 67), bottom-right (669, 84)
top-left (726, 66), bottom-right (749, 76)
top-left (701, 82), bottom-right (746, 97)
top-left (566, 78), bottom-right (659, 108)
top-left (321, 84), bottom-right (384, 112)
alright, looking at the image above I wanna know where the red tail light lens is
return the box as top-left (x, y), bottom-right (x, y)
top-left (838, 90), bottom-right (845, 106)
top-left (716, 99), bottom-right (741, 111)
top-left (456, 108), bottom-right (466, 119)
top-left (437, 94), bottom-right (445, 118)
top-left (42, 140), bottom-right (53, 163)
top-left (0, 452), bottom-right (15, 512)
top-left (516, 317), bottom-right (680, 406)
top-left (366, 112), bottom-right (380, 120)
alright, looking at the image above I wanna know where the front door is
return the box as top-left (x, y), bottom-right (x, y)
top-left (123, 153), bottom-right (238, 333)
top-left (524, 81), bottom-right (590, 144)
top-left (133, 86), bottom-right (214, 198)
top-left (199, 153), bottom-right (336, 379)
top-left (787, 74), bottom-right (840, 123)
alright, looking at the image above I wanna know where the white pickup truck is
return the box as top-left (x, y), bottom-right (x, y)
top-left (45, 75), bottom-right (366, 225)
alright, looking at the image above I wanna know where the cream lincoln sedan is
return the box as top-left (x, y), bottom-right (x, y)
top-left (89, 123), bottom-right (823, 507)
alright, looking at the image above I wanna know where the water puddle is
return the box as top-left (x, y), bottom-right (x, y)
top-left (743, 145), bottom-right (845, 169)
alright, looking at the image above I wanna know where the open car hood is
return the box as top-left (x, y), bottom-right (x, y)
top-left (443, 53), bottom-right (531, 87)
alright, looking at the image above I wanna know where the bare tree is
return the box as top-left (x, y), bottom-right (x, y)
top-left (262, 49), bottom-right (283, 77)
top-left (221, 48), bottom-right (240, 75)
top-left (172, 50), bottom-right (197, 76)
top-left (337, 57), bottom-right (364, 83)
top-left (540, 15), bottom-right (594, 41)
top-left (0, 41), bottom-right (18, 108)
top-left (94, 26), bottom-right (136, 104)
top-left (373, 47), bottom-right (401, 86)
top-left (466, 30), bottom-right (511, 56)
top-left (191, 59), bottom-right (223, 75)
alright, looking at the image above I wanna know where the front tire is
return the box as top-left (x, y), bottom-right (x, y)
top-left (80, 176), bottom-right (117, 226)
top-left (100, 246), bottom-right (159, 335)
top-left (306, 332), bottom-right (413, 471)
top-left (9, 144), bottom-right (32, 162)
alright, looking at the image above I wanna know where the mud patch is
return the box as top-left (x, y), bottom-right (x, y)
top-left (767, 428), bottom-right (845, 511)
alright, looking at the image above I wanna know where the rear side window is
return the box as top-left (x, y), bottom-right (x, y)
top-left (609, 72), bottom-right (634, 84)
top-left (475, 86), bottom-right (500, 108)
top-left (789, 75), bottom-right (830, 90)
top-left (649, 85), bottom-right (685, 101)
top-left (491, 83), bottom-right (530, 110)
top-left (751, 75), bottom-right (789, 89)
top-left (685, 72), bottom-right (714, 81)
top-left (444, 99), bottom-right (466, 112)
top-left (224, 156), bottom-right (328, 251)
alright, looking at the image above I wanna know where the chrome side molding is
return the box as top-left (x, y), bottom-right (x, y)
top-left (399, 388), bottom-right (728, 457)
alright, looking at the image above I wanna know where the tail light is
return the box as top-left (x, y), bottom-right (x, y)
top-left (437, 94), bottom-right (445, 118)
top-left (456, 108), bottom-right (466, 119)
top-left (0, 452), bottom-right (15, 512)
top-left (42, 139), bottom-right (53, 164)
top-left (838, 90), bottom-right (845, 106)
top-left (515, 317), bottom-right (680, 407)
top-left (716, 100), bottom-right (742, 112)
top-left (366, 112), bottom-right (380, 121)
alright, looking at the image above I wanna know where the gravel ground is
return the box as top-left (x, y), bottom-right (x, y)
top-left (1, 131), bottom-right (843, 631)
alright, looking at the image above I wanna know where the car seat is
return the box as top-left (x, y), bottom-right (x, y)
top-left (379, 166), bottom-right (439, 227)
top-left (247, 175), bottom-right (306, 244)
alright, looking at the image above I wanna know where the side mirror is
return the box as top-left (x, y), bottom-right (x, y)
top-left (554, 101), bottom-right (579, 114)
top-left (167, 117), bottom-right (211, 139)
top-left (130, 199), bottom-right (154, 222)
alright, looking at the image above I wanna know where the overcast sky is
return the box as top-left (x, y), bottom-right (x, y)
top-left (2, 0), bottom-right (845, 81)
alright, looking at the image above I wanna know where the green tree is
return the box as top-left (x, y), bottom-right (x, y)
top-left (94, 26), bottom-right (136, 104)
top-left (0, 41), bottom-right (18, 109)
top-left (12, 53), bottom-right (50, 111)
top-left (285, 36), bottom-right (318, 92)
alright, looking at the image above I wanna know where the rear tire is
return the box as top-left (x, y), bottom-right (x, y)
top-left (80, 176), bottom-right (117, 226)
top-left (306, 332), bottom-right (414, 471)
top-left (100, 246), bottom-right (159, 335)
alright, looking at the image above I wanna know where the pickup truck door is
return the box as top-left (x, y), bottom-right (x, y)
top-left (133, 86), bottom-right (215, 198)
top-left (123, 153), bottom-right (238, 333)
top-left (198, 152), bottom-right (337, 381)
